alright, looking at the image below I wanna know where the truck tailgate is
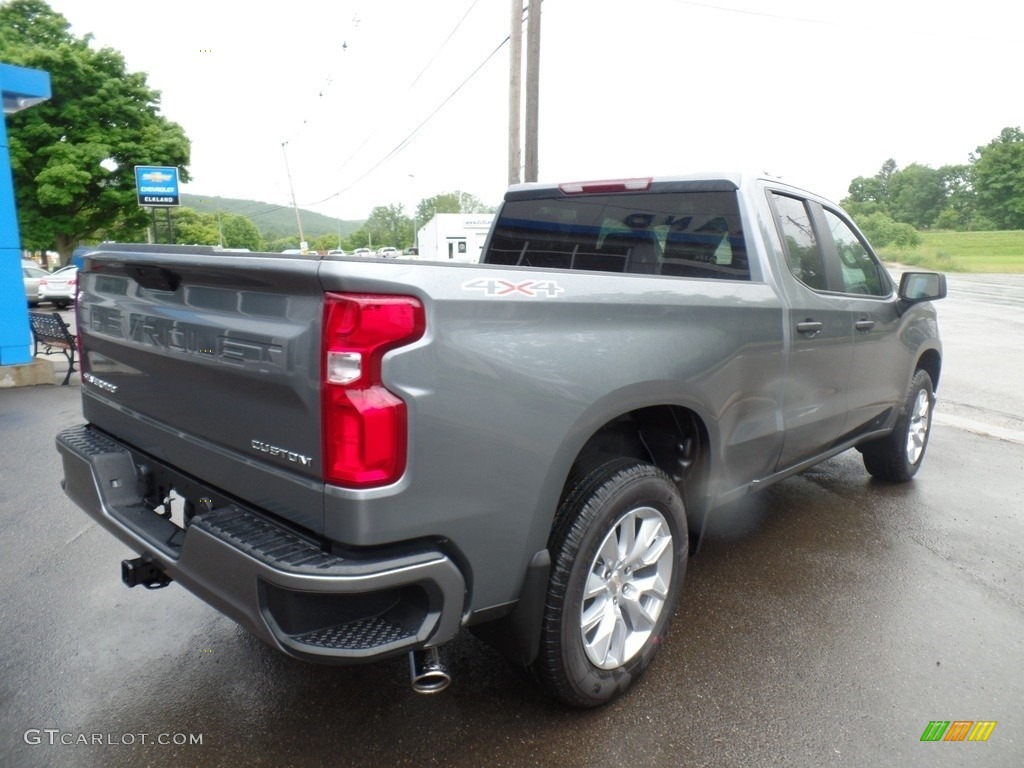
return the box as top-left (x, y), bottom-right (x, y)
top-left (77, 246), bottom-right (326, 533)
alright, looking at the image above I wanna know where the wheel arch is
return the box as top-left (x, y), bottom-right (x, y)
top-left (916, 347), bottom-right (942, 391)
top-left (565, 404), bottom-right (711, 552)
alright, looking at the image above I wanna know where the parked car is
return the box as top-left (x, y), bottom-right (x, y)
top-left (22, 266), bottom-right (49, 306)
top-left (376, 246), bottom-right (398, 258)
top-left (350, 248), bottom-right (373, 258)
top-left (402, 246), bottom-right (418, 256)
top-left (38, 265), bottom-right (78, 309)
top-left (327, 249), bottom-right (346, 256)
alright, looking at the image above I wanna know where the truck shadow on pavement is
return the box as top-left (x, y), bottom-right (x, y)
top-left (65, 453), bottom-right (936, 768)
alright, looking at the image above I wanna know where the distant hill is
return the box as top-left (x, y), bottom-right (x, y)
top-left (181, 193), bottom-right (364, 240)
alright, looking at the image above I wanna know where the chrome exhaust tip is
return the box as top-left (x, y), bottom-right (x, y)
top-left (409, 647), bottom-right (451, 694)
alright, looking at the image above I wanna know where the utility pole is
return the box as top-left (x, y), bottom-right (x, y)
top-left (508, 0), bottom-right (523, 185)
top-left (216, 200), bottom-right (225, 248)
top-left (281, 141), bottom-right (307, 250)
top-left (524, 0), bottom-right (541, 182)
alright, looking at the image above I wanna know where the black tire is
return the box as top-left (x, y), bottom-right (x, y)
top-left (861, 369), bottom-right (935, 482)
top-left (532, 458), bottom-right (687, 707)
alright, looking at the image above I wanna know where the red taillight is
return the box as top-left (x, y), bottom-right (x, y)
top-left (322, 293), bottom-right (425, 488)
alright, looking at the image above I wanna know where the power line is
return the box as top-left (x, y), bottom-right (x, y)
top-left (204, 6), bottom-right (509, 221)
top-left (327, 0), bottom-right (486, 186)
top-left (300, 34), bottom-right (511, 209)
top-left (227, 24), bottom-right (509, 225)
top-left (408, 0), bottom-right (483, 90)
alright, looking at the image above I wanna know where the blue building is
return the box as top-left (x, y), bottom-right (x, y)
top-left (1, 63), bottom-right (51, 367)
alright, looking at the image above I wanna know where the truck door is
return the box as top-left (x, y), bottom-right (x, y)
top-left (769, 192), bottom-right (854, 470)
top-left (816, 206), bottom-right (905, 438)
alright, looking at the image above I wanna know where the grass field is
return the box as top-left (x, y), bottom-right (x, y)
top-left (878, 230), bottom-right (1024, 273)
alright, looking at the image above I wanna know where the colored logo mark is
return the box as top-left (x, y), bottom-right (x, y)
top-left (920, 721), bottom-right (997, 742)
top-left (141, 170), bottom-right (173, 183)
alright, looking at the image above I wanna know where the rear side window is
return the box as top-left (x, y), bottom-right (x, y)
top-left (771, 193), bottom-right (827, 291)
top-left (484, 191), bottom-right (749, 280)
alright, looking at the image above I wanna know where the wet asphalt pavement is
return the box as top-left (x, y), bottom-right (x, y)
top-left (1, 274), bottom-right (1022, 767)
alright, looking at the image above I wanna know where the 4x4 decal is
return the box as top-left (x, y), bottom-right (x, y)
top-left (462, 278), bottom-right (564, 298)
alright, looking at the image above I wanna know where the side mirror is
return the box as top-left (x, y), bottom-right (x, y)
top-left (898, 271), bottom-right (947, 302)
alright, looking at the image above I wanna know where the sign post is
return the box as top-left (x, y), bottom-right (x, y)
top-left (134, 165), bottom-right (180, 243)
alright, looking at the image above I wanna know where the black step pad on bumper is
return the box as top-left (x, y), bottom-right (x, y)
top-left (57, 425), bottom-right (465, 662)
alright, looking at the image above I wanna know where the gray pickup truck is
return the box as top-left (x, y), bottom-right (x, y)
top-left (57, 173), bottom-right (945, 707)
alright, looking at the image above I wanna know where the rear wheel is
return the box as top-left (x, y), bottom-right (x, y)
top-left (532, 458), bottom-right (687, 707)
top-left (862, 369), bottom-right (935, 482)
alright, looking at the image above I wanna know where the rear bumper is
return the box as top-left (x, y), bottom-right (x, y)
top-left (57, 424), bottom-right (466, 663)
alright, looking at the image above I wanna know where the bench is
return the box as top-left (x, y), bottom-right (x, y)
top-left (28, 311), bottom-right (77, 385)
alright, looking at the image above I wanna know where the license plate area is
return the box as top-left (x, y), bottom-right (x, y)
top-left (151, 488), bottom-right (188, 532)
top-left (111, 450), bottom-right (234, 559)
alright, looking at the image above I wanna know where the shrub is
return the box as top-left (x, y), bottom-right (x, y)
top-left (857, 212), bottom-right (921, 249)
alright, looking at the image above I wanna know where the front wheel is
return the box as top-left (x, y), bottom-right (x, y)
top-left (532, 458), bottom-right (687, 707)
top-left (861, 369), bottom-right (935, 482)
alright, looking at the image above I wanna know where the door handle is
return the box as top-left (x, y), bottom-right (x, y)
top-left (855, 318), bottom-right (875, 332)
top-left (796, 320), bottom-right (823, 336)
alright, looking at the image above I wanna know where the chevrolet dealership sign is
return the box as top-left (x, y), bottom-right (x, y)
top-left (135, 165), bottom-right (181, 206)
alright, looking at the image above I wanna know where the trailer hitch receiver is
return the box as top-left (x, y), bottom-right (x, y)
top-left (121, 556), bottom-right (172, 590)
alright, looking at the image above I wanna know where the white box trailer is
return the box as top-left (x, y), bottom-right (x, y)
top-left (416, 214), bottom-right (494, 263)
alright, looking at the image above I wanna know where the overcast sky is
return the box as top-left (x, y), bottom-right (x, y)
top-left (44, 0), bottom-right (1024, 221)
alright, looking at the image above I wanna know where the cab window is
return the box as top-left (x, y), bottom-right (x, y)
top-left (771, 193), bottom-right (826, 291)
top-left (822, 208), bottom-right (886, 296)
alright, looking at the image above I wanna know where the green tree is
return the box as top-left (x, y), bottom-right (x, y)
top-left (934, 164), bottom-right (981, 230)
top-left (887, 163), bottom-right (946, 229)
top-left (971, 126), bottom-right (1024, 229)
top-left (220, 214), bottom-right (262, 250)
top-left (170, 208), bottom-right (218, 245)
top-left (846, 159), bottom-right (987, 231)
top-left (346, 228), bottom-right (371, 249)
top-left (366, 204), bottom-right (413, 248)
top-left (841, 199), bottom-right (885, 221)
top-left (414, 191), bottom-right (494, 230)
top-left (305, 234), bottom-right (330, 252)
top-left (0, 0), bottom-right (190, 263)
top-left (846, 159), bottom-right (897, 212)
